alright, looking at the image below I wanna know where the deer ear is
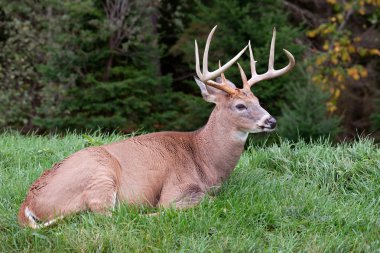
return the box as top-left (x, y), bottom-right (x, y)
top-left (194, 77), bottom-right (217, 103)
top-left (215, 77), bottom-right (237, 89)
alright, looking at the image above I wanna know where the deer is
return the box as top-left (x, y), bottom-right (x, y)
top-left (18, 26), bottom-right (295, 229)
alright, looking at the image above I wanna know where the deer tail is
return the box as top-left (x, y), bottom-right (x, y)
top-left (18, 202), bottom-right (39, 228)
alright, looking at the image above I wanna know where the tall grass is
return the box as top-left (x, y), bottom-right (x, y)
top-left (0, 132), bottom-right (379, 252)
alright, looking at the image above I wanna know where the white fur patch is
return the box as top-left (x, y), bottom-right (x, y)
top-left (233, 131), bottom-right (249, 142)
top-left (111, 192), bottom-right (117, 210)
top-left (25, 206), bottom-right (39, 229)
top-left (25, 206), bottom-right (63, 229)
top-left (41, 216), bottom-right (63, 228)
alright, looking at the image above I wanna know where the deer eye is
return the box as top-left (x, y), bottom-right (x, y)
top-left (235, 104), bottom-right (247, 110)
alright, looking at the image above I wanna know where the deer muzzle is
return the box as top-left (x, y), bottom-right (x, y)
top-left (257, 115), bottom-right (276, 131)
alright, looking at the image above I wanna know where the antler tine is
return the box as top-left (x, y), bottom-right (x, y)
top-left (237, 63), bottom-right (249, 90)
top-left (204, 60), bottom-right (238, 95)
top-left (219, 60), bottom-right (227, 84)
top-left (268, 27), bottom-right (276, 71)
top-left (248, 40), bottom-right (257, 77)
top-left (195, 26), bottom-right (248, 86)
top-left (246, 28), bottom-right (296, 87)
top-left (195, 40), bottom-right (202, 79)
top-left (202, 26), bottom-right (217, 75)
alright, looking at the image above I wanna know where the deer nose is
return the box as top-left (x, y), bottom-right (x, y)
top-left (264, 116), bottom-right (277, 129)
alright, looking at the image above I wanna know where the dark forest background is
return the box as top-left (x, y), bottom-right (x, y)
top-left (0, 0), bottom-right (379, 142)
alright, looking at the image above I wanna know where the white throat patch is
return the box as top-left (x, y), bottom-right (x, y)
top-left (233, 131), bottom-right (249, 142)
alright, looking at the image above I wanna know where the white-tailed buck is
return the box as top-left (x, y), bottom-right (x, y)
top-left (19, 26), bottom-right (295, 228)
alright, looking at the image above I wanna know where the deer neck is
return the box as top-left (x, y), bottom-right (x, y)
top-left (193, 107), bottom-right (247, 184)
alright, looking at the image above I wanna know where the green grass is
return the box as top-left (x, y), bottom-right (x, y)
top-left (1, 132), bottom-right (379, 252)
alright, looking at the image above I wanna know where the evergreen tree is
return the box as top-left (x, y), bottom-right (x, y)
top-left (0, 0), bottom-right (60, 130)
top-left (278, 76), bottom-right (341, 141)
top-left (35, 0), bottom-right (207, 132)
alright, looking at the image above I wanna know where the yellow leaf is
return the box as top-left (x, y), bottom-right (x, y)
top-left (334, 44), bottom-right (341, 52)
top-left (347, 67), bottom-right (360, 80)
top-left (367, 0), bottom-right (380, 6)
top-left (334, 89), bottom-right (341, 99)
top-left (360, 68), bottom-right (368, 78)
top-left (306, 30), bottom-right (318, 38)
top-left (369, 48), bottom-right (380, 56)
top-left (358, 47), bottom-right (368, 56)
top-left (327, 0), bottom-right (337, 4)
top-left (344, 3), bottom-right (353, 11)
top-left (323, 42), bottom-right (329, 51)
top-left (337, 14), bottom-right (344, 22)
top-left (316, 55), bottom-right (327, 65)
top-left (322, 27), bottom-right (332, 35)
top-left (327, 102), bottom-right (337, 113)
top-left (341, 51), bottom-right (351, 63)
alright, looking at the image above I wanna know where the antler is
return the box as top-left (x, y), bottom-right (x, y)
top-left (205, 61), bottom-right (238, 94)
top-left (241, 28), bottom-right (295, 90)
top-left (195, 26), bottom-right (248, 95)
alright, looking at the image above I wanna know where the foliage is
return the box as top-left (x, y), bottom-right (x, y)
top-left (304, 0), bottom-right (380, 115)
top-left (0, 1), bottom-right (52, 129)
top-left (1, 133), bottom-right (380, 251)
top-left (36, 67), bottom-right (207, 132)
top-left (31, 0), bottom-right (211, 132)
top-left (278, 75), bottom-right (341, 141)
top-left (306, 0), bottom-right (380, 112)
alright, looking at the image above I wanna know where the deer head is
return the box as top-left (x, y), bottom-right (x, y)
top-left (194, 26), bottom-right (295, 135)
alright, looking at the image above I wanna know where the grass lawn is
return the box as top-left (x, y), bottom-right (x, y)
top-left (0, 132), bottom-right (379, 252)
